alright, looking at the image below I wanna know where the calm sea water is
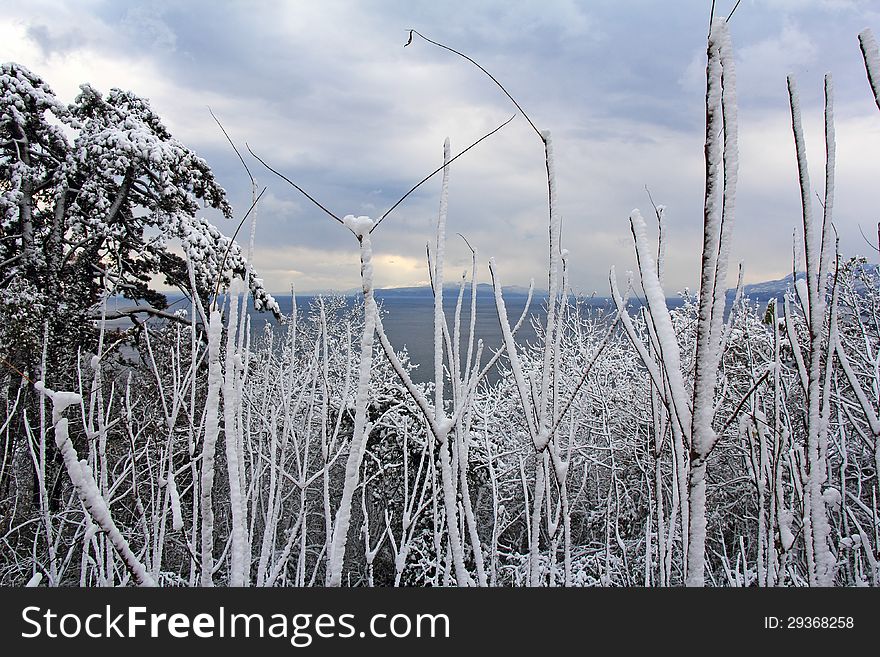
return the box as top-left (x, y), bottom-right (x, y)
top-left (252, 289), bottom-right (646, 383)
top-left (145, 286), bottom-right (761, 385)
top-left (129, 289), bottom-right (555, 384)
top-left (249, 289), bottom-right (554, 384)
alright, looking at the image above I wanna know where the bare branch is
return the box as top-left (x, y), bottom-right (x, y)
top-left (212, 185), bottom-right (267, 307)
top-left (726, 0), bottom-right (742, 22)
top-left (857, 222), bottom-right (880, 253)
top-left (372, 113), bottom-right (516, 232)
top-left (457, 232), bottom-right (476, 254)
top-left (406, 29), bottom-right (542, 140)
top-left (718, 370), bottom-right (771, 437)
top-left (208, 107), bottom-right (256, 188)
top-left (91, 305), bottom-right (193, 326)
top-left (247, 145), bottom-right (342, 224)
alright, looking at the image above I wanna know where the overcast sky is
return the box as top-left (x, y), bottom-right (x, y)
top-left (3, 0), bottom-right (880, 294)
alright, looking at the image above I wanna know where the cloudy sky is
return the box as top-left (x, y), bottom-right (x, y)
top-left (3, 0), bottom-right (880, 294)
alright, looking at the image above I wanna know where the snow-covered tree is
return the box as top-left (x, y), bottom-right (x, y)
top-left (0, 62), bottom-right (278, 530)
top-left (0, 62), bottom-right (278, 382)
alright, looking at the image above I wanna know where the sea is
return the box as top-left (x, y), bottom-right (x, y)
top-left (250, 286), bottom-right (559, 384)
top-left (241, 285), bottom-right (627, 384)
top-left (119, 283), bottom-right (776, 385)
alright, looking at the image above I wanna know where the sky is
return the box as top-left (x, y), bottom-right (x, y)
top-left (2, 0), bottom-right (880, 295)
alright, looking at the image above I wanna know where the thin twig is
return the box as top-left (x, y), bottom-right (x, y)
top-left (247, 145), bottom-right (342, 224)
top-left (1, 357), bottom-right (35, 385)
top-left (548, 314), bottom-right (620, 439)
top-left (857, 223), bottom-right (880, 254)
top-left (372, 113), bottom-right (516, 232)
top-left (406, 29), bottom-right (543, 141)
top-left (726, 0), bottom-right (742, 22)
top-left (718, 370), bottom-right (771, 437)
top-left (644, 186), bottom-right (660, 218)
top-left (208, 108), bottom-right (256, 188)
top-left (212, 186), bottom-right (267, 308)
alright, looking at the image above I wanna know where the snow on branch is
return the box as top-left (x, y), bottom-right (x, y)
top-left (34, 381), bottom-right (156, 587)
top-left (859, 28), bottom-right (880, 112)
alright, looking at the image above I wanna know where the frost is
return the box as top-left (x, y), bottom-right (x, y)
top-left (327, 224), bottom-right (378, 586)
top-left (167, 470), bottom-right (183, 531)
top-left (779, 509), bottom-right (796, 552)
top-left (822, 487), bottom-right (841, 512)
top-left (343, 214), bottom-right (375, 237)
top-left (37, 382), bottom-right (155, 586)
top-left (859, 29), bottom-right (880, 111)
top-left (437, 416), bottom-right (454, 436)
top-left (199, 308), bottom-right (224, 586)
top-left (5, 19), bottom-right (880, 593)
top-left (34, 381), bottom-right (82, 424)
top-left (222, 278), bottom-right (248, 586)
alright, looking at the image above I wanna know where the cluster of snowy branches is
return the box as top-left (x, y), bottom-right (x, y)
top-left (2, 22), bottom-right (880, 587)
top-left (5, 248), bottom-right (879, 587)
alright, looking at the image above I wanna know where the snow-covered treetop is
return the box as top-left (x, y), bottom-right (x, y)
top-left (0, 61), bottom-right (278, 318)
top-left (66, 84), bottom-right (232, 225)
top-left (0, 63), bottom-right (71, 225)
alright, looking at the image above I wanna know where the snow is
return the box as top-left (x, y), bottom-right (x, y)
top-left (714, 16), bottom-right (739, 333)
top-left (489, 258), bottom-right (538, 442)
top-left (779, 509), bottom-right (796, 552)
top-left (609, 266), bottom-right (665, 395)
top-left (822, 486), bottom-right (841, 512)
top-left (437, 416), bottom-right (454, 436)
top-left (178, 215), bottom-right (280, 317)
top-left (433, 141), bottom-right (450, 419)
top-left (859, 29), bottom-right (880, 111)
top-left (343, 214), bottom-right (375, 237)
top-left (327, 225), bottom-right (379, 586)
top-left (222, 278), bottom-right (248, 587)
top-left (1, 61), bottom-right (279, 322)
top-left (36, 381), bottom-right (155, 586)
top-left (820, 75), bottom-right (836, 287)
top-left (608, 19), bottom-right (740, 588)
top-left (199, 308), bottom-right (224, 586)
top-left (833, 328), bottom-right (880, 435)
top-left (536, 130), bottom-right (562, 452)
top-left (690, 17), bottom-right (736, 452)
top-left (787, 66), bottom-right (837, 587)
top-left (795, 277), bottom-right (810, 317)
top-left (167, 470), bottom-right (184, 531)
top-left (34, 381), bottom-right (82, 424)
top-left (7, 14), bottom-right (880, 593)
top-left (656, 205), bottom-right (667, 285)
top-left (629, 210), bottom-right (692, 436)
top-left (787, 75), bottom-right (820, 309)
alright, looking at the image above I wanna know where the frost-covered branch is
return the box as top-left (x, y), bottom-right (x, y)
top-left (858, 29), bottom-right (880, 112)
top-left (35, 381), bottom-right (155, 586)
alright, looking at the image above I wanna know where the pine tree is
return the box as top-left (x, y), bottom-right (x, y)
top-left (1, 62), bottom-right (278, 377)
top-left (0, 62), bottom-right (278, 513)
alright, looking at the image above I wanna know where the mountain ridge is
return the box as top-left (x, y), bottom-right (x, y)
top-left (264, 262), bottom-right (879, 300)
